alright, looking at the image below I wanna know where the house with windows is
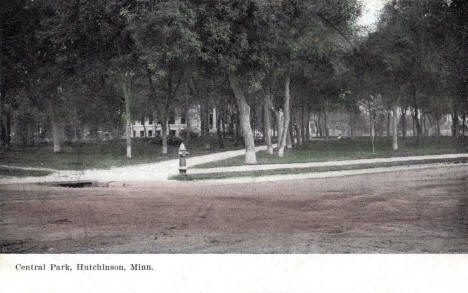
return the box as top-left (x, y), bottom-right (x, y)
top-left (130, 107), bottom-right (218, 138)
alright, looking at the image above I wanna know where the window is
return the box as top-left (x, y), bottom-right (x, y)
top-left (156, 130), bottom-right (161, 136)
top-left (209, 113), bottom-right (213, 128)
top-left (181, 115), bottom-right (186, 124)
top-left (140, 130), bottom-right (145, 137)
top-left (133, 130), bottom-right (136, 137)
top-left (170, 130), bottom-right (176, 136)
top-left (169, 112), bottom-right (175, 124)
top-left (148, 130), bottom-right (153, 137)
top-left (149, 114), bottom-right (153, 125)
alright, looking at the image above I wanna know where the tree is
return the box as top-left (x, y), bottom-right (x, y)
top-left (23, 0), bottom-right (130, 152)
top-left (195, 0), bottom-right (269, 164)
top-left (265, 0), bottom-right (360, 156)
top-left (126, 0), bottom-right (200, 154)
top-left (0, 1), bottom-right (39, 149)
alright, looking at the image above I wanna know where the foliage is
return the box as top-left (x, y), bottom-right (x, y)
top-left (2, 0), bottom-right (467, 161)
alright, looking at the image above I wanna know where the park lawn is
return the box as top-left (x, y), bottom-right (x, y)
top-left (193, 137), bottom-right (468, 169)
top-left (0, 137), bottom-right (243, 171)
top-left (171, 157), bottom-right (468, 181)
top-left (0, 167), bottom-right (52, 177)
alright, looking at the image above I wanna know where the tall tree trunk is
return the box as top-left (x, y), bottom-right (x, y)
top-left (305, 110), bottom-right (311, 141)
top-left (287, 125), bottom-right (293, 149)
top-left (436, 114), bottom-right (441, 137)
top-left (294, 109), bottom-right (303, 146)
top-left (289, 110), bottom-right (296, 146)
top-left (410, 87), bottom-right (420, 141)
top-left (0, 87), bottom-right (9, 149)
top-left (229, 76), bottom-right (256, 164)
top-left (222, 109), bottom-right (227, 138)
top-left (274, 110), bottom-right (284, 145)
top-left (421, 113), bottom-right (426, 137)
top-left (392, 103), bottom-right (399, 151)
top-left (229, 112), bottom-right (235, 137)
top-left (200, 103), bottom-right (205, 137)
top-left (161, 117), bottom-right (168, 154)
top-left (51, 121), bottom-right (62, 153)
top-left (452, 110), bottom-right (458, 137)
top-left (300, 106), bottom-right (305, 143)
top-left (323, 110), bottom-right (329, 139)
top-left (386, 111), bottom-right (391, 137)
top-left (49, 103), bottom-right (62, 153)
top-left (200, 103), bottom-right (209, 137)
top-left (0, 114), bottom-right (6, 148)
top-left (263, 92), bottom-right (274, 155)
top-left (278, 75), bottom-right (291, 157)
top-left (185, 108), bottom-right (191, 142)
top-left (401, 108), bottom-right (407, 138)
top-left (234, 112), bottom-right (241, 146)
top-left (412, 107), bottom-right (422, 145)
top-left (463, 113), bottom-right (466, 137)
top-left (126, 121), bottom-right (132, 158)
top-left (349, 111), bottom-right (354, 138)
top-left (6, 109), bottom-right (11, 145)
top-left (251, 97), bottom-right (257, 138)
top-left (122, 82), bottom-right (132, 159)
top-left (314, 119), bottom-right (319, 137)
top-left (72, 123), bottom-right (79, 142)
top-left (316, 113), bottom-right (322, 137)
top-left (370, 112), bottom-right (375, 154)
top-left (216, 108), bottom-right (224, 148)
top-left (81, 125), bottom-right (87, 141)
top-left (295, 123), bottom-right (302, 146)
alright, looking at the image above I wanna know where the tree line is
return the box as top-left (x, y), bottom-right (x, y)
top-left (0, 0), bottom-right (466, 163)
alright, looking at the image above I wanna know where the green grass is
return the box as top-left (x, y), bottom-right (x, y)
top-left (0, 137), bottom-right (243, 171)
top-left (193, 137), bottom-right (468, 169)
top-left (0, 167), bottom-right (52, 177)
top-left (170, 157), bottom-right (468, 181)
top-left (1, 136), bottom-right (465, 172)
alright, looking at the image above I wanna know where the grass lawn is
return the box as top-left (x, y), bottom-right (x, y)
top-left (171, 157), bottom-right (468, 181)
top-left (0, 167), bottom-right (52, 178)
top-left (193, 137), bottom-right (468, 169)
top-left (0, 136), bottom-right (243, 171)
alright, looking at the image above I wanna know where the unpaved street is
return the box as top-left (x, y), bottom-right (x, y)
top-left (1, 165), bottom-right (467, 253)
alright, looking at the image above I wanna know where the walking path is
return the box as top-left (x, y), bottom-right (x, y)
top-left (0, 145), bottom-right (272, 184)
top-left (188, 153), bottom-right (468, 174)
top-left (193, 162), bottom-right (468, 184)
top-left (0, 147), bottom-right (467, 184)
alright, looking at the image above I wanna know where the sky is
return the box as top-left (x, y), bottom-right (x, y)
top-left (358, 0), bottom-right (390, 27)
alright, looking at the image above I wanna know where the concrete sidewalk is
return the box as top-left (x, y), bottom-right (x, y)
top-left (188, 153), bottom-right (468, 174)
top-left (192, 162), bottom-right (468, 185)
top-left (1, 147), bottom-right (467, 184)
top-left (0, 144), bottom-right (272, 184)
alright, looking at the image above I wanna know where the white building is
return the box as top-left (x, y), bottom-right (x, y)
top-left (130, 107), bottom-right (218, 138)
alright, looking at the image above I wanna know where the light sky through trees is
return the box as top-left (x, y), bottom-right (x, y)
top-left (358, 0), bottom-right (389, 27)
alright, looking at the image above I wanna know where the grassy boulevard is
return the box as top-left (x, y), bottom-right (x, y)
top-left (0, 167), bottom-right (53, 178)
top-left (0, 137), bottom-right (244, 175)
top-left (170, 158), bottom-right (468, 181)
top-left (193, 137), bottom-right (468, 168)
top-left (1, 137), bottom-right (467, 179)
top-left (169, 137), bottom-right (468, 181)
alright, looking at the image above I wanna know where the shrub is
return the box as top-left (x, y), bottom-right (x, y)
top-left (168, 135), bottom-right (183, 146)
top-left (179, 129), bottom-right (198, 139)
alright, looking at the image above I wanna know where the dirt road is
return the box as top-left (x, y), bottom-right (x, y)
top-left (1, 165), bottom-right (467, 253)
